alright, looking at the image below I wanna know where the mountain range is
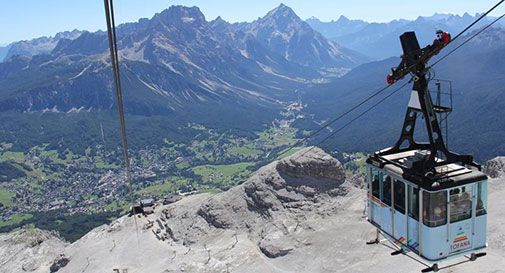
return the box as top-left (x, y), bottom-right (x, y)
top-left (307, 13), bottom-right (505, 59)
top-left (0, 4), bottom-right (504, 161)
top-left (0, 5), bottom-right (363, 121)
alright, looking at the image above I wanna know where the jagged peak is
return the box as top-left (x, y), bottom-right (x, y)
top-left (336, 15), bottom-right (350, 22)
top-left (265, 3), bottom-right (299, 20)
top-left (211, 15), bottom-right (227, 24)
top-left (210, 16), bottom-right (230, 29)
top-left (462, 12), bottom-right (472, 18)
top-left (154, 5), bottom-right (206, 25)
top-left (306, 16), bottom-right (320, 22)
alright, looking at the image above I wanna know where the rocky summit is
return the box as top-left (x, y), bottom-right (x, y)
top-left (2, 148), bottom-right (505, 273)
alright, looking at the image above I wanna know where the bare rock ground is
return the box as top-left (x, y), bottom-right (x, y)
top-left (0, 229), bottom-right (68, 273)
top-left (2, 147), bottom-right (505, 273)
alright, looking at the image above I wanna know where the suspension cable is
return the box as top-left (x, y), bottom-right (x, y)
top-left (430, 13), bottom-right (505, 68)
top-left (271, 83), bottom-right (395, 159)
top-left (450, 0), bottom-right (505, 43)
top-left (292, 80), bottom-right (411, 161)
top-left (103, 0), bottom-right (139, 242)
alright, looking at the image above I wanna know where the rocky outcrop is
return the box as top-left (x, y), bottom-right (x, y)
top-left (0, 228), bottom-right (68, 273)
top-left (259, 237), bottom-right (293, 258)
top-left (49, 254), bottom-right (70, 272)
top-left (484, 157), bottom-right (505, 178)
top-left (194, 147), bottom-right (345, 229)
top-left (152, 147), bottom-right (348, 261)
top-left (276, 148), bottom-right (345, 180)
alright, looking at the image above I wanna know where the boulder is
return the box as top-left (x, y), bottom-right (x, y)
top-left (484, 157), bottom-right (505, 178)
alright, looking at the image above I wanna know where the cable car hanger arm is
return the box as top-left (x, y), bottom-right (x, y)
top-left (373, 31), bottom-right (480, 177)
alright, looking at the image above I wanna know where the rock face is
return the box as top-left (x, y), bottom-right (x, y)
top-left (154, 147), bottom-right (348, 262)
top-left (194, 147), bottom-right (345, 234)
top-left (0, 229), bottom-right (68, 273)
top-left (484, 156), bottom-right (505, 178)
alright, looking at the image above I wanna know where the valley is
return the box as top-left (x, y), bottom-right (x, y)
top-left (0, 101), bottom-right (311, 241)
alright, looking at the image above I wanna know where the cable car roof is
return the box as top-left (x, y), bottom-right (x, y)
top-left (368, 149), bottom-right (487, 191)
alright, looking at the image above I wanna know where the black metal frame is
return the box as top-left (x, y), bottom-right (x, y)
top-left (370, 32), bottom-right (480, 178)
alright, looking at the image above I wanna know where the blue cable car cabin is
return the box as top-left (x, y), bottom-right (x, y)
top-left (365, 31), bottom-right (488, 271)
top-left (366, 150), bottom-right (488, 261)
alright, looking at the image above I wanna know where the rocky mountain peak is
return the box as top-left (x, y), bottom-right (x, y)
top-left (155, 5), bottom-right (206, 26)
top-left (260, 3), bottom-right (303, 29)
top-left (462, 12), bottom-right (472, 19)
top-left (210, 15), bottom-right (230, 29)
top-left (53, 29), bottom-right (84, 41)
top-left (267, 3), bottom-right (298, 19)
top-left (336, 15), bottom-right (351, 23)
top-left (235, 4), bottom-right (365, 69)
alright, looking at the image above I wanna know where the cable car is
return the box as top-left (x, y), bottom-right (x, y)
top-left (365, 31), bottom-right (487, 272)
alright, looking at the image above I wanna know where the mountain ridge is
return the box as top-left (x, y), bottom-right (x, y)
top-left (307, 13), bottom-right (505, 59)
top-left (0, 5), bottom-right (363, 121)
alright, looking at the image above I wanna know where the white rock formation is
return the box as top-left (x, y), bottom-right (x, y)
top-left (484, 156), bottom-right (505, 178)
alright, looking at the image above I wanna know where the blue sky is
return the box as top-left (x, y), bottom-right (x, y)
top-left (1, 0), bottom-right (504, 44)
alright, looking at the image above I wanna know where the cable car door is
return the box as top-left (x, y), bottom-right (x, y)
top-left (381, 174), bottom-right (393, 235)
top-left (369, 168), bottom-right (382, 227)
top-left (407, 186), bottom-right (420, 251)
top-left (392, 180), bottom-right (408, 246)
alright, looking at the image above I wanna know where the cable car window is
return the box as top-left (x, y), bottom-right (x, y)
top-left (408, 186), bottom-right (419, 220)
top-left (450, 186), bottom-right (472, 223)
top-left (381, 174), bottom-right (392, 206)
top-left (423, 191), bottom-right (447, 227)
top-left (371, 169), bottom-right (380, 198)
top-left (476, 181), bottom-right (487, 216)
top-left (394, 180), bottom-right (405, 214)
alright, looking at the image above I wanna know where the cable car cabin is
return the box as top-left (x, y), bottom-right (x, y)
top-left (366, 150), bottom-right (488, 261)
top-left (362, 31), bottom-right (488, 269)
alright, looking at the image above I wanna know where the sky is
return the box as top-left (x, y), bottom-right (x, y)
top-left (1, 0), bottom-right (504, 44)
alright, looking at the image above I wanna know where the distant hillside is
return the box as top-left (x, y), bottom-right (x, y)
top-left (3, 30), bottom-right (83, 61)
top-left (297, 27), bottom-right (505, 161)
